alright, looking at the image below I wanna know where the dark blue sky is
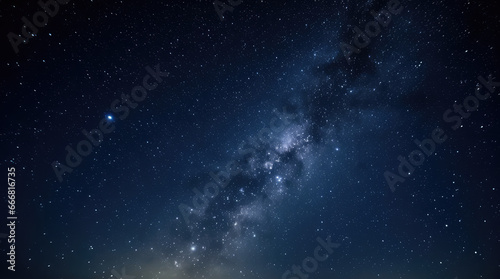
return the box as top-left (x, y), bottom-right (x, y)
top-left (1, 0), bottom-right (499, 278)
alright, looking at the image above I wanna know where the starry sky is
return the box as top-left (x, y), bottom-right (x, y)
top-left (1, 0), bottom-right (500, 278)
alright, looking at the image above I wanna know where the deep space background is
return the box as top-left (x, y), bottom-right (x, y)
top-left (1, 0), bottom-right (500, 278)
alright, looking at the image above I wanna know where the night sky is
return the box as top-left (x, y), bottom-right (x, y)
top-left (1, 0), bottom-right (500, 278)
